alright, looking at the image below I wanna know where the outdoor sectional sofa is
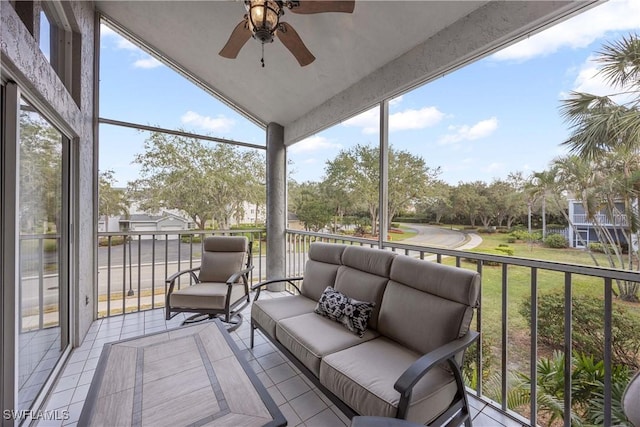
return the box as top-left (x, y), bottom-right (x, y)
top-left (250, 242), bottom-right (481, 426)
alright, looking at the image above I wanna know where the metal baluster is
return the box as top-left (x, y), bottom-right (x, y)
top-left (530, 267), bottom-right (538, 427)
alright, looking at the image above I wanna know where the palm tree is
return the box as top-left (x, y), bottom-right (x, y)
top-left (561, 34), bottom-right (640, 160)
top-left (527, 170), bottom-right (558, 238)
top-left (559, 33), bottom-right (640, 301)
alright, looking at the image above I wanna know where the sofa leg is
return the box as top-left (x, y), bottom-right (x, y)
top-left (250, 322), bottom-right (255, 348)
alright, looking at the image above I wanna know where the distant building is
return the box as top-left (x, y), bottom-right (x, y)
top-left (119, 212), bottom-right (195, 240)
top-left (228, 201), bottom-right (266, 226)
top-left (567, 199), bottom-right (637, 250)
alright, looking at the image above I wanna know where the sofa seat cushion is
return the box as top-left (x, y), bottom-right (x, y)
top-left (319, 337), bottom-right (457, 424)
top-left (251, 295), bottom-right (317, 339)
top-left (170, 282), bottom-right (245, 310)
top-left (276, 313), bottom-right (379, 377)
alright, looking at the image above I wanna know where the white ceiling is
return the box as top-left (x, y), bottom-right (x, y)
top-left (95, 1), bottom-right (600, 145)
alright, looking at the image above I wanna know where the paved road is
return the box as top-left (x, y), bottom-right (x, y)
top-left (399, 223), bottom-right (468, 248)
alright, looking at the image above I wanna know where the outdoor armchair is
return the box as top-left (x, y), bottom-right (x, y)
top-left (165, 235), bottom-right (253, 330)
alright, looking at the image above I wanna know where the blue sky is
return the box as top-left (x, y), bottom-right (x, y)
top-left (99, 0), bottom-right (640, 187)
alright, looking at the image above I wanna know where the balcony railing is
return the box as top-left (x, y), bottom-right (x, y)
top-left (22, 228), bottom-right (636, 426)
top-left (96, 229), bottom-right (266, 317)
top-left (572, 213), bottom-right (629, 226)
top-left (286, 229), bottom-right (640, 427)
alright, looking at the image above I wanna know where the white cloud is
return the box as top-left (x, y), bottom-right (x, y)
top-left (116, 38), bottom-right (139, 51)
top-left (133, 57), bottom-right (163, 69)
top-left (484, 162), bottom-right (504, 174)
top-left (390, 107), bottom-right (445, 132)
top-left (342, 106), bottom-right (445, 134)
top-left (438, 117), bottom-right (498, 145)
top-left (100, 24), bottom-right (117, 37)
top-left (289, 135), bottom-right (342, 154)
top-left (180, 111), bottom-right (235, 132)
top-left (389, 95), bottom-right (404, 106)
top-left (564, 55), bottom-right (637, 105)
top-left (491, 0), bottom-right (640, 62)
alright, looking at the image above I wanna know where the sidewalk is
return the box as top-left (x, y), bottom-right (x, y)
top-left (455, 232), bottom-right (483, 251)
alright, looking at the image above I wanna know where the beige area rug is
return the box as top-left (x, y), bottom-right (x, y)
top-left (78, 320), bottom-right (286, 427)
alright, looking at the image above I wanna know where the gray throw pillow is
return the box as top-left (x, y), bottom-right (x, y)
top-left (314, 286), bottom-right (374, 337)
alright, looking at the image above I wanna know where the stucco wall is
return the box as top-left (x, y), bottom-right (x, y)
top-left (1, 0), bottom-right (96, 346)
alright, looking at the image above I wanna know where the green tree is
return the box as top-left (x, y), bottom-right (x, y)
top-left (98, 170), bottom-right (129, 231)
top-left (19, 111), bottom-right (62, 233)
top-left (325, 144), bottom-right (437, 236)
top-left (129, 132), bottom-right (265, 229)
top-left (489, 178), bottom-right (526, 229)
top-left (325, 144), bottom-right (379, 234)
top-left (291, 182), bottom-right (334, 231)
top-left (527, 170), bottom-right (558, 238)
top-left (417, 180), bottom-right (452, 224)
top-left (388, 149), bottom-right (440, 223)
top-left (450, 182), bottom-right (487, 227)
top-left (559, 34), bottom-right (640, 301)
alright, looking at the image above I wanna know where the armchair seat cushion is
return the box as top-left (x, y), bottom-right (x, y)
top-left (169, 282), bottom-right (246, 310)
top-left (319, 337), bottom-right (457, 424)
top-left (251, 295), bottom-right (317, 338)
top-left (275, 313), bottom-right (379, 376)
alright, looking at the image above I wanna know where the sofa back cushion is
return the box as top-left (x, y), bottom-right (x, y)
top-left (301, 243), bottom-right (346, 301)
top-left (378, 256), bottom-right (480, 355)
top-left (333, 245), bottom-right (396, 330)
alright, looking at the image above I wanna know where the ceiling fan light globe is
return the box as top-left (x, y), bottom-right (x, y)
top-left (248, 0), bottom-right (281, 40)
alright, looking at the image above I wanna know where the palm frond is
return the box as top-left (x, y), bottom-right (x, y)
top-left (595, 33), bottom-right (640, 91)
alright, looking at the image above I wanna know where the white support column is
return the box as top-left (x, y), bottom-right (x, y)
top-left (266, 122), bottom-right (286, 290)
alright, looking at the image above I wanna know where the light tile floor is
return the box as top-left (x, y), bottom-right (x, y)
top-left (36, 291), bottom-right (525, 427)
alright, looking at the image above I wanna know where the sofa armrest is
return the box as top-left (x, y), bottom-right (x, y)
top-left (251, 277), bottom-right (303, 300)
top-left (394, 331), bottom-right (479, 419)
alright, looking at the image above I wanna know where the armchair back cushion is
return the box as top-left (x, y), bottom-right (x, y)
top-left (378, 256), bottom-right (480, 355)
top-left (199, 236), bottom-right (248, 283)
top-left (301, 243), bottom-right (345, 301)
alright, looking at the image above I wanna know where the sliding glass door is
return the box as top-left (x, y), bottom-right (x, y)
top-left (1, 82), bottom-right (71, 418)
top-left (16, 98), bottom-right (70, 412)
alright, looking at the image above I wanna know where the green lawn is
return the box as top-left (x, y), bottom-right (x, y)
top-left (434, 227), bottom-right (640, 371)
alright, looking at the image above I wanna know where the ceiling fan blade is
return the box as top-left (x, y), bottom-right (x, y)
top-left (276, 22), bottom-right (315, 66)
top-left (289, 0), bottom-right (355, 14)
top-left (219, 20), bottom-right (252, 59)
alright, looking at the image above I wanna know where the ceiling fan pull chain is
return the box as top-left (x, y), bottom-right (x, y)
top-left (261, 43), bottom-right (265, 68)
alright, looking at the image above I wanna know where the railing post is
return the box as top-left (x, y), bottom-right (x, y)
top-left (604, 277), bottom-right (612, 426)
top-left (563, 272), bottom-right (572, 427)
top-left (530, 267), bottom-right (538, 427)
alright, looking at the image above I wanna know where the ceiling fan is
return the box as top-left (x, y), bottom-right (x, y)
top-left (219, 0), bottom-right (355, 67)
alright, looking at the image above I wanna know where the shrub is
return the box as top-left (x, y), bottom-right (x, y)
top-left (43, 239), bottom-right (58, 253)
top-left (462, 333), bottom-right (495, 386)
top-left (519, 293), bottom-right (640, 370)
top-left (543, 233), bottom-right (568, 248)
top-left (507, 237), bottom-right (516, 243)
top-left (463, 248), bottom-right (510, 266)
top-left (498, 243), bottom-right (509, 247)
top-left (494, 246), bottom-right (514, 255)
top-left (180, 234), bottom-right (202, 243)
top-left (98, 236), bottom-right (125, 246)
top-left (510, 229), bottom-right (544, 242)
top-left (588, 242), bottom-right (624, 254)
top-left (390, 222), bottom-right (399, 228)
